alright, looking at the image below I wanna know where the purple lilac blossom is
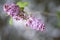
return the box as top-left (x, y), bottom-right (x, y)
top-left (3, 3), bottom-right (45, 31)
top-left (3, 3), bottom-right (27, 20)
top-left (3, 3), bottom-right (20, 17)
top-left (26, 16), bottom-right (45, 31)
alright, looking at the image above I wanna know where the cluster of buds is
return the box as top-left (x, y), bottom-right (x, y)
top-left (3, 3), bottom-right (45, 31)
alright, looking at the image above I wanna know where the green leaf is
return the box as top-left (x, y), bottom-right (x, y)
top-left (56, 11), bottom-right (60, 27)
top-left (16, 2), bottom-right (28, 8)
top-left (9, 17), bottom-right (13, 25)
top-left (20, 7), bottom-right (24, 11)
top-left (57, 11), bottom-right (60, 18)
top-left (58, 22), bottom-right (60, 27)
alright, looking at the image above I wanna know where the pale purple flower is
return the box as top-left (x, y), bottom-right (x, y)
top-left (3, 3), bottom-right (20, 17)
top-left (26, 16), bottom-right (45, 31)
top-left (3, 3), bottom-right (28, 20)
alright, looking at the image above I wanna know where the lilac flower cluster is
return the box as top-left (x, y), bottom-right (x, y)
top-left (3, 3), bottom-right (26, 20)
top-left (3, 4), bottom-right (20, 16)
top-left (3, 3), bottom-right (45, 31)
top-left (26, 16), bottom-right (45, 31)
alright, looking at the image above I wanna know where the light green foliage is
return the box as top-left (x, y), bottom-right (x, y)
top-left (16, 2), bottom-right (28, 8)
top-left (56, 11), bottom-right (60, 27)
top-left (16, 2), bottom-right (28, 13)
top-left (57, 11), bottom-right (60, 18)
top-left (9, 17), bottom-right (13, 25)
top-left (58, 22), bottom-right (60, 27)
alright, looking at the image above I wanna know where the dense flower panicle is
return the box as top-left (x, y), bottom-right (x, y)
top-left (3, 3), bottom-right (45, 31)
top-left (26, 16), bottom-right (45, 31)
top-left (3, 3), bottom-right (20, 17)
